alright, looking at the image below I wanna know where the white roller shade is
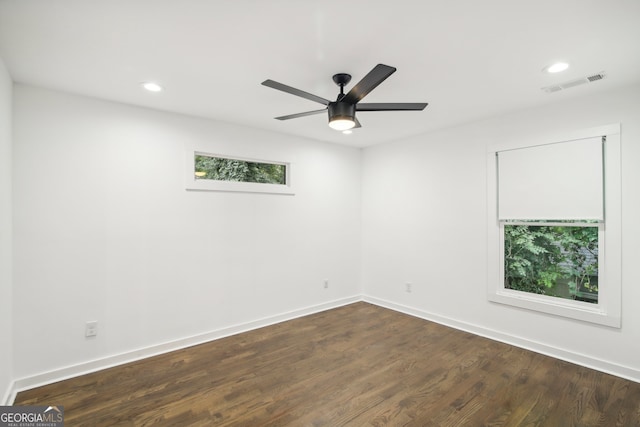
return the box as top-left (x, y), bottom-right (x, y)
top-left (497, 137), bottom-right (603, 220)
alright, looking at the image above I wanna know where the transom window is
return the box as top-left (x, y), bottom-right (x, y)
top-left (185, 150), bottom-right (294, 195)
top-left (194, 154), bottom-right (286, 185)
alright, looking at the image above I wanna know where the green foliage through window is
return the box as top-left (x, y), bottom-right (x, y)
top-left (504, 224), bottom-right (598, 303)
top-left (194, 154), bottom-right (286, 185)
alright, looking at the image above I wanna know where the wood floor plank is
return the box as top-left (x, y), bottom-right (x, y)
top-left (13, 302), bottom-right (640, 426)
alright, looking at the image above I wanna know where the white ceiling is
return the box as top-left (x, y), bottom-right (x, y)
top-left (1, 0), bottom-right (639, 148)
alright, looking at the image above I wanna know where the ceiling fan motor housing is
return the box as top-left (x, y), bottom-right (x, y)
top-left (328, 102), bottom-right (355, 121)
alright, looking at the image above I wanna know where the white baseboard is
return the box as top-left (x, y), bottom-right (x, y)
top-left (5, 295), bottom-right (360, 404)
top-left (363, 295), bottom-right (640, 384)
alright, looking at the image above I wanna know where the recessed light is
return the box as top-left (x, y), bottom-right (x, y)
top-left (141, 82), bottom-right (163, 92)
top-left (545, 62), bottom-right (569, 73)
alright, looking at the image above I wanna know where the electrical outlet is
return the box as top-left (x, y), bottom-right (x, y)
top-left (85, 321), bottom-right (98, 337)
top-left (405, 282), bottom-right (412, 293)
top-left (324, 279), bottom-right (329, 289)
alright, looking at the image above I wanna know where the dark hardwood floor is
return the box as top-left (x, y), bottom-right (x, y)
top-left (14, 302), bottom-right (640, 426)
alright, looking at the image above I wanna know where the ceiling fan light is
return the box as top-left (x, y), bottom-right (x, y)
top-left (329, 118), bottom-right (355, 131)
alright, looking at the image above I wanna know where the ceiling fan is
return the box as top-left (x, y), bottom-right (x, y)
top-left (262, 64), bottom-right (428, 131)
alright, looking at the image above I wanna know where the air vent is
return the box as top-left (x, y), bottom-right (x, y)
top-left (542, 72), bottom-right (606, 93)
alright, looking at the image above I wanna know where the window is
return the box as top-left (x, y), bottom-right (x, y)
top-left (194, 154), bottom-right (286, 185)
top-left (503, 221), bottom-right (600, 303)
top-left (487, 124), bottom-right (621, 327)
top-left (186, 151), bottom-right (294, 195)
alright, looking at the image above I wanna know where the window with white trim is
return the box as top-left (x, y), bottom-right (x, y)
top-left (487, 125), bottom-right (621, 327)
top-left (185, 151), bottom-right (294, 195)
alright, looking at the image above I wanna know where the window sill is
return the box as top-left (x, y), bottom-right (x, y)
top-left (488, 289), bottom-right (620, 328)
top-left (186, 178), bottom-right (295, 195)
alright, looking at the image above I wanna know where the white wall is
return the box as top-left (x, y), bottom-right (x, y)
top-left (362, 83), bottom-right (640, 380)
top-left (0, 57), bottom-right (13, 402)
top-left (12, 85), bottom-right (362, 380)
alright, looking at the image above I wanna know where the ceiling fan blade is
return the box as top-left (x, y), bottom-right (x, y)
top-left (262, 80), bottom-right (331, 106)
top-left (274, 108), bottom-right (327, 120)
top-left (357, 102), bottom-right (428, 111)
top-left (341, 64), bottom-right (396, 104)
